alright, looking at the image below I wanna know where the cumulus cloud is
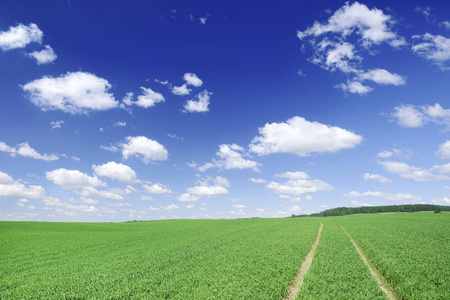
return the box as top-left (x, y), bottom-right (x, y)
top-left (0, 23), bottom-right (43, 50)
top-left (92, 161), bottom-right (138, 183)
top-left (50, 120), bottom-right (64, 129)
top-left (390, 103), bottom-right (450, 129)
top-left (297, 2), bottom-right (403, 46)
top-left (436, 141), bottom-right (450, 159)
top-left (143, 183), bottom-right (172, 194)
top-left (351, 200), bottom-right (373, 207)
top-left (113, 121), bottom-right (126, 127)
top-left (178, 193), bottom-right (200, 202)
top-left (16, 143), bottom-right (58, 161)
top-left (42, 196), bottom-right (100, 214)
top-left (267, 171), bottom-right (334, 196)
top-left (22, 72), bottom-right (118, 114)
top-left (124, 87), bottom-right (164, 108)
top-left (377, 149), bottom-right (402, 159)
top-left (0, 170), bottom-right (45, 198)
top-left (0, 141), bottom-right (58, 161)
top-left (75, 187), bottom-right (123, 200)
top-left (184, 73), bottom-right (203, 87)
top-left (183, 90), bottom-right (212, 113)
top-left (432, 197), bottom-right (450, 205)
top-left (46, 168), bottom-right (106, 189)
top-left (336, 81), bottom-right (373, 95)
top-left (358, 69), bottom-right (406, 86)
top-left (378, 161), bottom-right (449, 182)
top-left (186, 185), bottom-right (229, 197)
top-left (120, 136), bottom-right (168, 163)
top-left (343, 190), bottom-right (422, 202)
top-left (199, 144), bottom-right (261, 172)
top-left (180, 175), bottom-right (230, 200)
top-left (172, 84), bottom-right (191, 96)
top-left (249, 178), bottom-right (268, 184)
top-left (362, 173), bottom-right (391, 183)
top-left (249, 116), bottom-right (362, 156)
top-left (297, 2), bottom-right (406, 94)
top-left (28, 45), bottom-right (57, 64)
top-left (412, 33), bottom-right (450, 70)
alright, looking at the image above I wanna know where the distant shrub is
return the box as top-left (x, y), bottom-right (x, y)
top-left (435, 210), bottom-right (441, 214)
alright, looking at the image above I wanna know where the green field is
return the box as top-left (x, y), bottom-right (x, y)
top-left (1, 212), bottom-right (449, 299)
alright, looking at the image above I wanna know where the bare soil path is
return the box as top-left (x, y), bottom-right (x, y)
top-left (283, 223), bottom-right (323, 300)
top-left (340, 225), bottom-right (397, 300)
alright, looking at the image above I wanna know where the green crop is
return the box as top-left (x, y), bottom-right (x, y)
top-left (339, 212), bottom-right (450, 300)
top-left (0, 218), bottom-right (321, 299)
top-left (298, 219), bottom-right (387, 299)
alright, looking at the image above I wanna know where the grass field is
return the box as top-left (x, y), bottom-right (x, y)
top-left (1, 212), bottom-right (448, 299)
top-left (298, 219), bottom-right (386, 299)
top-left (0, 218), bottom-right (321, 299)
top-left (340, 212), bottom-right (450, 300)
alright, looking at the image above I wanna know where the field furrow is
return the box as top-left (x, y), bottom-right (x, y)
top-left (297, 219), bottom-right (387, 299)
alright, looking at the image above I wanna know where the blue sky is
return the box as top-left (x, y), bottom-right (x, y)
top-left (1, 0), bottom-right (449, 221)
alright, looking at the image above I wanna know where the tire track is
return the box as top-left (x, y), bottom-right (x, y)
top-left (283, 222), bottom-right (323, 300)
top-left (340, 225), bottom-right (397, 300)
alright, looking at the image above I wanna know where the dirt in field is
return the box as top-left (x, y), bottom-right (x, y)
top-left (283, 222), bottom-right (323, 300)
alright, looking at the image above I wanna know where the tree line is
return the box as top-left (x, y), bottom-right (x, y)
top-left (293, 204), bottom-right (450, 217)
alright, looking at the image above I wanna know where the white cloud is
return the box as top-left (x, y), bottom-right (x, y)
top-left (183, 73), bottom-right (203, 87)
top-left (440, 21), bottom-right (450, 30)
top-left (0, 142), bottom-right (16, 154)
top-left (343, 191), bottom-right (422, 202)
top-left (28, 45), bottom-right (57, 64)
top-left (267, 171), bottom-right (334, 196)
top-left (196, 176), bottom-right (230, 188)
top-left (362, 173), bottom-right (392, 183)
top-left (92, 161), bottom-right (138, 183)
top-left (0, 170), bottom-right (45, 198)
top-left (124, 87), bottom-right (164, 108)
top-left (46, 168), bottom-right (106, 189)
top-left (199, 144), bottom-right (261, 172)
top-left (412, 33), bottom-right (450, 70)
top-left (50, 120), bottom-right (64, 129)
top-left (22, 72), bottom-right (118, 114)
top-left (432, 197), bottom-right (450, 205)
top-left (249, 116), bottom-right (362, 156)
top-left (377, 149), bottom-right (402, 158)
top-left (16, 143), bottom-right (58, 161)
top-left (183, 90), bottom-right (212, 113)
top-left (249, 178), bottom-right (267, 184)
top-left (297, 2), bottom-right (406, 94)
top-left (113, 121), bottom-right (126, 127)
top-left (100, 145), bottom-right (119, 153)
top-left (74, 187), bottom-right (123, 200)
top-left (390, 103), bottom-right (450, 129)
top-left (161, 204), bottom-right (179, 210)
top-left (351, 200), bottom-right (373, 207)
top-left (178, 193), bottom-right (200, 202)
top-left (120, 136), bottom-right (168, 163)
top-left (390, 104), bottom-right (426, 128)
top-left (143, 183), bottom-right (172, 194)
top-left (172, 84), bottom-right (191, 96)
top-left (186, 185), bottom-right (229, 197)
top-left (0, 23), bottom-right (43, 50)
top-left (297, 2), bottom-right (403, 46)
top-left (379, 161), bottom-right (449, 182)
top-left (0, 141), bottom-right (58, 161)
top-left (358, 69), bottom-right (406, 86)
top-left (436, 141), bottom-right (450, 159)
top-left (336, 81), bottom-right (373, 95)
top-left (232, 204), bottom-right (246, 209)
